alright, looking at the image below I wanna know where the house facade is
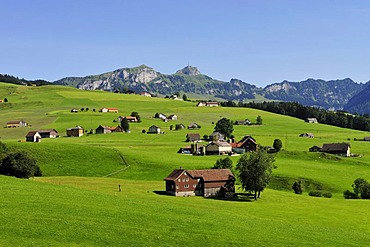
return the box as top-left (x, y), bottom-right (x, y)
top-left (168, 114), bottom-right (178, 120)
top-left (7, 120), bottom-right (27, 128)
top-left (321, 143), bottom-right (351, 157)
top-left (95, 125), bottom-right (123, 134)
top-left (305, 118), bottom-right (318, 123)
top-left (187, 123), bottom-right (200, 130)
top-left (232, 135), bottom-right (258, 152)
top-left (300, 133), bottom-right (314, 138)
top-left (205, 141), bottom-right (232, 155)
top-left (186, 133), bottom-right (201, 142)
top-left (26, 131), bottom-right (41, 142)
top-left (66, 126), bottom-right (84, 137)
top-left (118, 116), bottom-right (138, 122)
top-left (196, 101), bottom-right (219, 107)
top-left (209, 131), bottom-right (225, 141)
top-left (164, 168), bottom-right (235, 197)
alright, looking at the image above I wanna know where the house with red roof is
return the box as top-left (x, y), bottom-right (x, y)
top-left (164, 168), bottom-right (235, 197)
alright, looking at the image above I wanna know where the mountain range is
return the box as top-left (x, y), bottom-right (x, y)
top-left (53, 65), bottom-right (369, 114)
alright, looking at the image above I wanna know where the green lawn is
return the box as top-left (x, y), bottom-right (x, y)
top-left (1, 82), bottom-right (370, 246)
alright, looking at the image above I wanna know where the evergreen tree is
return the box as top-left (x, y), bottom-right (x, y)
top-left (121, 117), bottom-right (130, 132)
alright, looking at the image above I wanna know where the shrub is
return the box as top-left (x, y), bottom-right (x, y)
top-left (322, 192), bottom-right (332, 198)
top-left (308, 191), bottom-right (322, 197)
top-left (292, 181), bottom-right (302, 194)
top-left (343, 190), bottom-right (358, 199)
top-left (0, 151), bottom-right (42, 178)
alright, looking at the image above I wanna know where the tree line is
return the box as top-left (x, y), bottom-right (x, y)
top-left (221, 100), bottom-right (370, 132)
top-left (0, 74), bottom-right (51, 86)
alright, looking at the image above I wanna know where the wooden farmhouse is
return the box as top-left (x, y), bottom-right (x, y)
top-left (66, 126), bottom-right (84, 137)
top-left (164, 168), bottom-right (235, 197)
top-left (95, 125), bottom-right (123, 134)
top-left (235, 119), bottom-right (251, 125)
top-left (7, 120), bottom-right (27, 128)
top-left (25, 131), bottom-right (41, 142)
top-left (186, 133), bottom-right (201, 142)
top-left (205, 141), bottom-right (232, 155)
top-left (321, 143), bottom-right (351, 157)
top-left (231, 135), bottom-right (258, 152)
top-left (100, 107), bottom-right (119, 113)
top-left (37, 129), bottom-right (59, 138)
top-left (147, 125), bottom-right (161, 134)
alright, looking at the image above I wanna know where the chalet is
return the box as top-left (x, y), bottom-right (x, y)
top-left (25, 131), bottom-right (41, 142)
top-left (300, 133), bottom-right (314, 138)
top-left (186, 133), bottom-right (201, 142)
top-left (187, 123), bottom-right (200, 130)
top-left (176, 123), bottom-right (186, 130)
top-left (158, 113), bottom-right (167, 121)
top-left (164, 168), bottom-right (235, 197)
top-left (140, 92), bottom-right (152, 97)
top-left (309, 146), bottom-right (322, 152)
top-left (117, 116), bottom-right (138, 122)
top-left (100, 107), bottom-right (119, 113)
top-left (66, 126), bottom-right (84, 137)
top-left (196, 101), bottom-right (219, 107)
top-left (168, 114), bottom-right (178, 120)
top-left (37, 129), bottom-right (59, 138)
top-left (231, 135), bottom-right (258, 152)
top-left (148, 125), bottom-right (161, 134)
top-left (321, 143), bottom-right (351, 157)
top-left (235, 119), bottom-right (251, 125)
top-left (305, 118), bottom-right (318, 123)
top-left (364, 137), bottom-right (370, 142)
top-left (205, 141), bottom-right (232, 155)
top-left (95, 125), bottom-right (124, 134)
top-left (7, 120), bottom-right (27, 128)
top-left (71, 108), bottom-right (78, 113)
top-left (209, 131), bottom-right (225, 141)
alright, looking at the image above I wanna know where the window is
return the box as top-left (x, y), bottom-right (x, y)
top-left (186, 178), bottom-right (189, 182)
top-left (182, 178), bottom-right (185, 182)
top-left (184, 184), bottom-right (189, 188)
top-left (178, 179), bottom-right (181, 182)
top-left (171, 185), bottom-right (174, 189)
top-left (193, 184), bottom-right (196, 188)
top-left (176, 185), bottom-right (179, 189)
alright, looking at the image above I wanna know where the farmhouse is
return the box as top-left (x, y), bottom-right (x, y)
top-left (196, 101), bottom-right (219, 107)
top-left (147, 125), bottom-right (161, 134)
top-left (188, 123), bottom-right (200, 130)
top-left (364, 137), bottom-right (370, 142)
top-left (231, 135), bottom-right (258, 152)
top-left (300, 133), bottom-right (314, 138)
top-left (305, 118), bottom-right (318, 123)
top-left (205, 141), bottom-right (232, 155)
top-left (178, 143), bottom-right (205, 155)
top-left (66, 126), bottom-right (84, 137)
top-left (100, 107), bottom-right (119, 113)
top-left (7, 120), bottom-right (27, 128)
top-left (164, 168), bottom-right (235, 197)
top-left (235, 119), bottom-right (251, 125)
top-left (309, 146), bottom-right (322, 152)
top-left (186, 133), bottom-right (201, 142)
top-left (25, 131), bottom-right (41, 142)
top-left (95, 125), bottom-right (123, 134)
top-left (209, 131), bottom-right (225, 141)
top-left (321, 143), bottom-right (351, 157)
top-left (117, 116), bottom-right (138, 122)
top-left (70, 108), bottom-right (78, 113)
top-left (37, 129), bottom-right (59, 138)
top-left (168, 114), bottom-right (178, 120)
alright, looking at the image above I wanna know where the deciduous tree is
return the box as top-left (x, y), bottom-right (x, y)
top-left (214, 117), bottom-right (234, 139)
top-left (213, 157), bottom-right (233, 169)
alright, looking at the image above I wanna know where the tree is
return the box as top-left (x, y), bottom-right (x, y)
top-left (214, 118), bottom-right (234, 139)
top-left (236, 149), bottom-right (275, 200)
top-left (120, 117), bottom-right (130, 132)
top-left (213, 157), bottom-right (233, 169)
top-left (130, 111), bottom-right (141, 122)
top-left (292, 181), bottom-right (302, 194)
top-left (183, 94), bottom-right (188, 101)
top-left (273, 139), bottom-right (283, 152)
top-left (4, 98), bottom-right (8, 102)
top-left (352, 178), bottom-right (368, 198)
top-left (0, 151), bottom-right (42, 178)
top-left (256, 115), bottom-right (263, 125)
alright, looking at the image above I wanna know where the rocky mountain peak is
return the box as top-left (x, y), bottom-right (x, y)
top-left (175, 65), bottom-right (201, 76)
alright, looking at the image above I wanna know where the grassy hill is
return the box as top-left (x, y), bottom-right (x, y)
top-left (1, 82), bottom-right (370, 246)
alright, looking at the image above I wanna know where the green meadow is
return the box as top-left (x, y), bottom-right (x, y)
top-left (1, 82), bottom-right (370, 246)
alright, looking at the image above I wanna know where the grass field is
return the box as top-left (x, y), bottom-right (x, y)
top-left (1, 82), bottom-right (370, 246)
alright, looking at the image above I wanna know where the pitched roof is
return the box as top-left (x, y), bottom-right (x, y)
top-left (37, 129), bottom-right (58, 134)
top-left (188, 169), bottom-right (234, 182)
top-left (186, 133), bottom-right (200, 140)
top-left (207, 141), bottom-right (231, 147)
top-left (321, 143), bottom-right (350, 152)
top-left (164, 169), bottom-right (188, 181)
top-left (7, 120), bottom-right (22, 124)
top-left (26, 131), bottom-right (39, 137)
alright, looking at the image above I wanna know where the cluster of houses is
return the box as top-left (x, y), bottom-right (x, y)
top-left (155, 113), bottom-right (178, 122)
top-left (179, 132), bottom-right (258, 156)
top-left (25, 127), bottom-right (84, 142)
top-left (309, 143), bottom-right (352, 157)
top-left (6, 120), bottom-right (28, 128)
top-left (196, 101), bottom-right (219, 107)
top-left (164, 167), bottom-right (235, 197)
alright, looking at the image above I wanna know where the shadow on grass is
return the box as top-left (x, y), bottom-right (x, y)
top-left (153, 190), bottom-right (172, 196)
top-left (203, 193), bottom-right (255, 202)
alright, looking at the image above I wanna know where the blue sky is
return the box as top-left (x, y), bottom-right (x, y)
top-left (2, 0), bottom-right (370, 87)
